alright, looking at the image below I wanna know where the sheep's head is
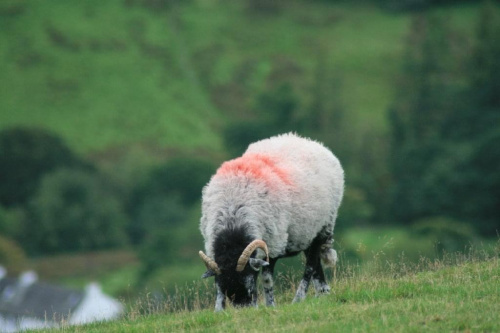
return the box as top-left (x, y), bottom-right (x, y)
top-left (200, 230), bottom-right (269, 308)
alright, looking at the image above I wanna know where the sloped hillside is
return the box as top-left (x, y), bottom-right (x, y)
top-left (0, 1), bottom-right (481, 157)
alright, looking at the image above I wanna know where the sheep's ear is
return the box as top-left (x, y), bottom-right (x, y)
top-left (202, 270), bottom-right (216, 279)
top-left (249, 258), bottom-right (269, 272)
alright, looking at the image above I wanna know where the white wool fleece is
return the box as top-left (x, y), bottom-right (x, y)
top-left (200, 133), bottom-right (344, 259)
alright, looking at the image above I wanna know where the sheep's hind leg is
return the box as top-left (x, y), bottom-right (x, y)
top-left (293, 240), bottom-right (322, 303)
top-left (315, 234), bottom-right (336, 296)
top-left (262, 258), bottom-right (277, 307)
top-left (312, 262), bottom-right (331, 296)
top-left (293, 233), bottom-right (335, 302)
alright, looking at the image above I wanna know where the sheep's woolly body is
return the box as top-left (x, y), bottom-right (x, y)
top-left (200, 133), bottom-right (344, 260)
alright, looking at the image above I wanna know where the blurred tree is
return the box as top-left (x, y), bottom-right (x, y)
top-left (137, 229), bottom-right (174, 280)
top-left (413, 217), bottom-right (478, 253)
top-left (256, 83), bottom-right (299, 132)
top-left (123, 0), bottom-right (184, 11)
top-left (154, 157), bottom-right (216, 206)
top-left (0, 235), bottom-right (27, 275)
top-left (356, 130), bottom-right (391, 223)
top-left (441, 1), bottom-right (500, 235)
top-left (222, 121), bottom-right (269, 157)
top-left (0, 127), bottom-right (90, 207)
top-left (130, 157), bottom-right (215, 207)
top-left (389, 4), bottom-right (500, 236)
top-left (128, 157), bottom-right (215, 244)
top-left (388, 14), bottom-right (463, 224)
top-left (223, 82), bottom-right (300, 157)
top-left (380, 0), bottom-right (480, 12)
top-left (130, 194), bottom-right (188, 245)
top-left (245, 0), bottom-right (285, 14)
top-left (305, 50), bottom-right (352, 165)
top-left (0, 205), bottom-right (23, 239)
top-left (22, 168), bottom-right (129, 255)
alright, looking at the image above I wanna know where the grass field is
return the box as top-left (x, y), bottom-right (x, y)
top-left (36, 248), bottom-right (498, 332)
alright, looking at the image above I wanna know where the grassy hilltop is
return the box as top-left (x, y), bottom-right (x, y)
top-left (0, 1), bottom-right (481, 156)
top-left (37, 252), bottom-right (499, 332)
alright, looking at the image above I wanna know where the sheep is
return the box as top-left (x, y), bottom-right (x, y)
top-left (199, 133), bottom-right (344, 311)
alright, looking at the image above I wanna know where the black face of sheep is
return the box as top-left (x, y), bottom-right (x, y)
top-left (201, 254), bottom-right (269, 308)
top-left (200, 229), bottom-right (270, 308)
top-left (215, 269), bottom-right (258, 307)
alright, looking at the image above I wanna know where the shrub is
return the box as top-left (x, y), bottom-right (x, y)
top-left (336, 187), bottom-right (374, 229)
top-left (222, 121), bottom-right (270, 157)
top-left (129, 195), bottom-right (189, 245)
top-left (138, 229), bottom-right (174, 280)
top-left (0, 127), bottom-right (90, 207)
top-left (133, 157), bottom-right (216, 207)
top-left (23, 168), bottom-right (129, 255)
top-left (0, 235), bottom-right (27, 274)
top-left (128, 157), bottom-right (215, 244)
top-left (413, 217), bottom-right (478, 253)
top-left (223, 83), bottom-right (301, 157)
top-left (0, 205), bottom-right (23, 239)
top-left (153, 158), bottom-right (216, 206)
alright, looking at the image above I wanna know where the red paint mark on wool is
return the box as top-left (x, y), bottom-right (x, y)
top-left (216, 153), bottom-right (292, 187)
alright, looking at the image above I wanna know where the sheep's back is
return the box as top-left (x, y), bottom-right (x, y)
top-left (245, 133), bottom-right (344, 252)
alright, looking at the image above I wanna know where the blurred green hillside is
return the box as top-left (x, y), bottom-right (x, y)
top-left (0, 1), bottom-right (481, 156)
top-left (1, 0), bottom-right (499, 308)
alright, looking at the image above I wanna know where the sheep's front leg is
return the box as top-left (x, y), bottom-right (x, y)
top-left (215, 283), bottom-right (226, 312)
top-left (262, 258), bottom-right (277, 307)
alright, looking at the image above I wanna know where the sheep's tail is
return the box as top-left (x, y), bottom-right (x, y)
top-left (320, 237), bottom-right (337, 268)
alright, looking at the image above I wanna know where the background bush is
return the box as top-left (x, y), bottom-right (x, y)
top-left (22, 168), bottom-right (129, 255)
top-left (0, 127), bottom-right (91, 207)
top-left (413, 217), bottom-right (479, 253)
top-left (0, 235), bottom-right (27, 274)
top-left (128, 157), bottom-right (216, 245)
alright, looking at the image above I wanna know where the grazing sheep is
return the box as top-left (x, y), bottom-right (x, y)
top-left (199, 133), bottom-right (344, 311)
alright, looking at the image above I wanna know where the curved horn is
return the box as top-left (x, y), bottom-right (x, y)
top-left (199, 251), bottom-right (221, 275)
top-left (236, 240), bottom-right (269, 272)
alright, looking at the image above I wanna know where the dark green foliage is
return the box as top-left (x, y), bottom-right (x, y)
top-left (440, 2), bottom-right (500, 235)
top-left (388, 14), bottom-right (464, 224)
top-left (413, 217), bottom-right (478, 253)
top-left (0, 206), bottom-right (23, 239)
top-left (336, 187), bottom-right (374, 229)
top-left (138, 229), bottom-right (174, 279)
top-left (146, 157), bottom-right (216, 206)
top-left (381, 0), bottom-right (477, 12)
top-left (0, 127), bottom-right (89, 207)
top-left (123, 0), bottom-right (186, 11)
top-left (255, 83), bottom-right (299, 131)
top-left (222, 121), bottom-right (270, 157)
top-left (469, 2), bottom-right (500, 112)
top-left (435, 3), bottom-right (500, 235)
top-left (389, 4), bottom-right (500, 236)
top-left (0, 235), bottom-right (27, 274)
top-left (223, 83), bottom-right (301, 157)
top-left (244, 0), bottom-right (285, 14)
top-left (303, 52), bottom-right (353, 170)
top-left (130, 195), bottom-right (189, 245)
top-left (128, 157), bottom-right (215, 244)
top-left (22, 168), bottom-right (129, 255)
